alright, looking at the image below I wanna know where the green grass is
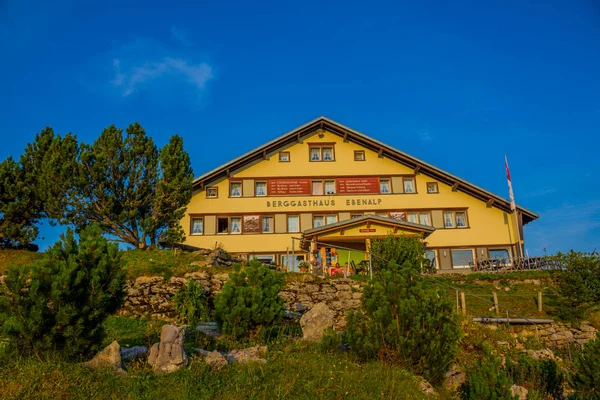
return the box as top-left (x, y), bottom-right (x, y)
top-left (0, 319), bottom-right (428, 400)
top-left (0, 249), bottom-right (44, 274)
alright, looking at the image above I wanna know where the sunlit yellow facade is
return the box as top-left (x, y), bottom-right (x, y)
top-left (182, 117), bottom-right (538, 271)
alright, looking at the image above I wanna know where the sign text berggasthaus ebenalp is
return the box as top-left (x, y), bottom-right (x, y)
top-left (266, 198), bottom-right (383, 208)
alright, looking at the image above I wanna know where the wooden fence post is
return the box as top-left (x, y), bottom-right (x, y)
top-left (461, 292), bottom-right (467, 315)
top-left (538, 291), bottom-right (543, 313)
top-left (493, 292), bottom-right (499, 315)
top-left (456, 290), bottom-right (459, 314)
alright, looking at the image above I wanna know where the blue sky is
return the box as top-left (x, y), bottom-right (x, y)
top-left (1, 0), bottom-right (599, 254)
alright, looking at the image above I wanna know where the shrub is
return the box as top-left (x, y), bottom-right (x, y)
top-left (506, 353), bottom-right (563, 398)
top-left (320, 327), bottom-right (344, 353)
top-left (214, 260), bottom-right (285, 339)
top-left (0, 224), bottom-right (125, 358)
top-left (460, 343), bottom-right (517, 400)
top-left (172, 280), bottom-right (212, 325)
top-left (554, 251), bottom-right (600, 322)
top-left (345, 262), bottom-right (460, 385)
top-left (369, 234), bottom-right (429, 274)
top-left (569, 333), bottom-right (600, 398)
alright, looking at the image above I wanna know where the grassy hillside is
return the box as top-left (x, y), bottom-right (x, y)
top-left (0, 249), bottom-right (44, 274)
top-left (0, 316), bottom-right (427, 400)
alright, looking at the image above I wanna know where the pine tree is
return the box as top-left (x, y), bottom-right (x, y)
top-left (345, 254), bottom-right (460, 384)
top-left (0, 223), bottom-right (126, 357)
top-left (460, 343), bottom-right (517, 400)
top-left (570, 333), bottom-right (600, 398)
top-left (215, 260), bottom-right (285, 339)
top-left (0, 127), bottom-right (77, 247)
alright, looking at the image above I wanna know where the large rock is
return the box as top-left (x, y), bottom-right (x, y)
top-left (527, 348), bottom-right (562, 362)
top-left (121, 346), bottom-right (148, 362)
top-left (227, 346), bottom-right (268, 364)
top-left (511, 384), bottom-right (528, 400)
top-left (147, 325), bottom-right (188, 373)
top-left (84, 341), bottom-right (125, 373)
top-left (300, 303), bottom-right (335, 341)
top-left (204, 350), bottom-right (228, 369)
top-left (418, 377), bottom-right (437, 395)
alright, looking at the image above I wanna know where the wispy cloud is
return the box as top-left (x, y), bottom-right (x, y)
top-left (419, 131), bottom-right (433, 141)
top-left (112, 57), bottom-right (213, 97)
top-left (171, 27), bottom-right (193, 47)
top-left (522, 188), bottom-right (558, 199)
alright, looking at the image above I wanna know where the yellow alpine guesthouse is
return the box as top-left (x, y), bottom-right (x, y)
top-left (182, 117), bottom-right (538, 272)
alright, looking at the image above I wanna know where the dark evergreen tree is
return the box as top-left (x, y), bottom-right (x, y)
top-left (369, 233), bottom-right (430, 274)
top-left (569, 333), bottom-right (600, 399)
top-left (215, 260), bottom-right (285, 339)
top-left (345, 259), bottom-right (460, 384)
top-left (0, 224), bottom-right (126, 357)
top-left (460, 343), bottom-right (517, 400)
top-left (0, 127), bottom-right (77, 247)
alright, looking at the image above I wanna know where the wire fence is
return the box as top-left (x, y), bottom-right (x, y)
top-left (293, 237), bottom-right (561, 326)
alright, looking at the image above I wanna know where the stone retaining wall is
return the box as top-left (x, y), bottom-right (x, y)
top-left (119, 272), bottom-right (364, 329)
top-left (510, 321), bottom-right (597, 347)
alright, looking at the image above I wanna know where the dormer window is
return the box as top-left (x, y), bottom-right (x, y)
top-left (308, 144), bottom-right (335, 162)
top-left (310, 147), bottom-right (321, 161)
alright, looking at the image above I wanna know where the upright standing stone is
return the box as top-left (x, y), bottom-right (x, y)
top-left (147, 325), bottom-right (188, 373)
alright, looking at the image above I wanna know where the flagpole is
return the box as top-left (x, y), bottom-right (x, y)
top-left (504, 154), bottom-right (523, 258)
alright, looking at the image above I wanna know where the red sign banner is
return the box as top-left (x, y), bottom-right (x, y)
top-left (337, 177), bottom-right (380, 194)
top-left (267, 178), bottom-right (311, 195)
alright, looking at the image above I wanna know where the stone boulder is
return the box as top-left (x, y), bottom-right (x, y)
top-left (227, 346), bottom-right (268, 364)
top-left (204, 350), bottom-right (229, 369)
top-left (527, 348), bottom-right (562, 362)
top-left (121, 346), bottom-right (148, 362)
top-left (300, 303), bottom-right (335, 341)
top-left (147, 325), bottom-right (188, 373)
top-left (84, 341), bottom-right (123, 371)
top-left (418, 377), bottom-right (437, 396)
top-left (511, 384), bottom-right (528, 400)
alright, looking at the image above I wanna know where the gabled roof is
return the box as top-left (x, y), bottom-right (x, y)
top-left (302, 215), bottom-right (436, 237)
top-left (193, 116), bottom-right (539, 224)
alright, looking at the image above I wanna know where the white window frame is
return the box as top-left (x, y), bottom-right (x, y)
top-left (419, 212), bottom-right (431, 226)
top-left (444, 212), bottom-right (455, 228)
top-left (313, 215), bottom-right (325, 228)
top-left (456, 211), bottom-right (468, 228)
top-left (403, 177), bottom-right (416, 193)
top-left (287, 215), bottom-right (300, 233)
top-left (322, 146), bottom-right (334, 161)
top-left (261, 216), bottom-right (274, 233)
top-left (451, 249), bottom-right (474, 269)
top-left (230, 217), bottom-right (242, 234)
top-left (407, 212), bottom-right (418, 224)
top-left (380, 178), bottom-right (391, 194)
top-left (324, 179), bottom-right (336, 195)
top-left (191, 217), bottom-right (203, 235)
top-left (255, 181), bottom-right (267, 197)
top-left (309, 147), bottom-right (321, 161)
top-left (206, 187), bottom-right (218, 198)
top-left (325, 214), bottom-right (338, 225)
top-left (230, 182), bottom-right (242, 197)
